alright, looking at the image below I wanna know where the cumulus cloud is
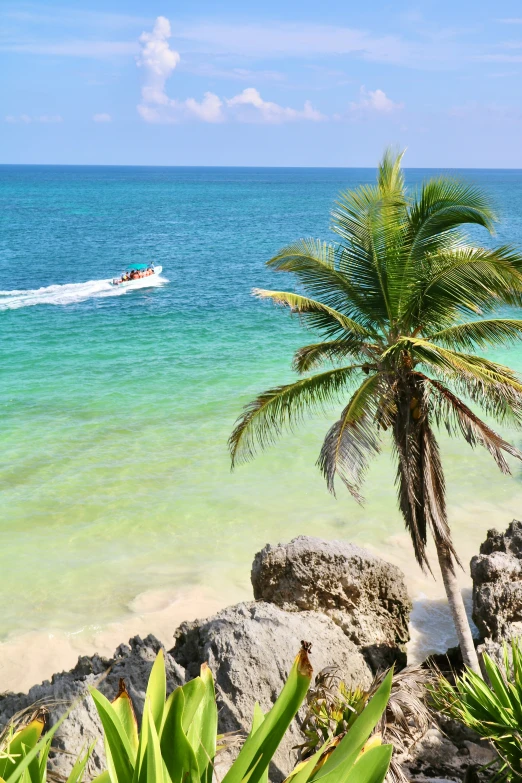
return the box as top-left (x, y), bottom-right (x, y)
top-left (227, 88), bottom-right (324, 123)
top-left (136, 17), bottom-right (322, 125)
top-left (93, 113), bottom-right (112, 122)
top-left (349, 87), bottom-right (404, 115)
top-left (5, 114), bottom-right (63, 123)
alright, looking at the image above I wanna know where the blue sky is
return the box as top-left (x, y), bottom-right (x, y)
top-left (2, 1), bottom-right (522, 166)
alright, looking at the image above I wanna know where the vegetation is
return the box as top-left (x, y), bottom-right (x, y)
top-left (0, 645), bottom-right (395, 783)
top-left (229, 148), bottom-right (522, 674)
top-left (433, 637), bottom-right (522, 781)
top-left (298, 664), bottom-right (434, 783)
top-left (0, 709), bottom-right (92, 783)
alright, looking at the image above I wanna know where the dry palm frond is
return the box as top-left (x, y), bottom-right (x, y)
top-left (297, 665), bottom-right (435, 783)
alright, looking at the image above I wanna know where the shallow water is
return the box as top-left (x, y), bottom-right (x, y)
top-left (2, 165), bottom-right (522, 691)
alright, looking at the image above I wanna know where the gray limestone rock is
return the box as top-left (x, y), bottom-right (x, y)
top-left (472, 520), bottom-right (522, 640)
top-left (171, 600), bottom-right (373, 781)
top-left (251, 536), bottom-right (412, 670)
top-left (0, 634), bottom-right (183, 780)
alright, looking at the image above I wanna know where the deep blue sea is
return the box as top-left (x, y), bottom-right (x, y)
top-left (2, 165), bottom-right (522, 690)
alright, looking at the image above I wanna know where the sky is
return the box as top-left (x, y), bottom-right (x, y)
top-left (2, 1), bottom-right (522, 167)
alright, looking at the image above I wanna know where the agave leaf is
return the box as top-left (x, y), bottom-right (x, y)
top-left (0, 718), bottom-right (45, 779)
top-left (178, 679), bottom-right (205, 735)
top-left (247, 704), bottom-right (267, 783)
top-left (37, 735), bottom-right (53, 782)
top-left (65, 742), bottom-right (96, 783)
top-left (282, 744), bottom-right (329, 783)
top-left (310, 669), bottom-right (393, 782)
top-left (111, 680), bottom-right (139, 759)
top-left (186, 664), bottom-right (217, 783)
top-left (160, 686), bottom-right (199, 783)
top-left (132, 692), bottom-right (151, 783)
top-left (144, 701), bottom-right (168, 783)
top-left (145, 649), bottom-right (167, 733)
top-left (222, 644), bottom-right (313, 783)
top-left (4, 711), bottom-right (69, 783)
top-left (346, 745), bottom-right (392, 783)
top-left (90, 774), bottom-right (111, 783)
top-left (89, 688), bottom-right (134, 783)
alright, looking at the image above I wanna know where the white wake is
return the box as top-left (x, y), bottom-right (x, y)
top-left (0, 275), bottom-right (168, 311)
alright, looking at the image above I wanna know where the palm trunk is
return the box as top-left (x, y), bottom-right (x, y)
top-left (436, 541), bottom-right (481, 675)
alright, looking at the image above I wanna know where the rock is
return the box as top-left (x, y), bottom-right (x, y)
top-left (251, 536), bottom-right (411, 670)
top-left (171, 600), bottom-right (373, 781)
top-left (472, 520), bottom-right (522, 640)
top-left (0, 635), bottom-right (184, 780)
top-left (403, 727), bottom-right (488, 782)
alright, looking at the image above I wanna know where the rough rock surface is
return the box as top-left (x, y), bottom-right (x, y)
top-left (471, 520), bottom-right (522, 641)
top-left (251, 536), bottom-right (412, 669)
top-left (402, 726), bottom-right (496, 782)
top-left (171, 600), bottom-right (374, 781)
top-left (0, 635), bottom-right (183, 779)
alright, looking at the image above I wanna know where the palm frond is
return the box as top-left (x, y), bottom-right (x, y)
top-left (414, 245), bottom-right (522, 327)
top-left (384, 337), bottom-right (522, 392)
top-left (292, 341), bottom-right (373, 373)
top-left (392, 403), bottom-right (456, 571)
top-left (229, 366), bottom-right (361, 466)
top-left (252, 289), bottom-right (375, 340)
top-left (377, 147), bottom-right (406, 198)
top-left (407, 178), bottom-right (496, 260)
top-left (266, 238), bottom-right (376, 326)
top-left (317, 373), bottom-right (383, 501)
top-left (422, 375), bottom-right (522, 473)
top-left (429, 318), bottom-right (522, 351)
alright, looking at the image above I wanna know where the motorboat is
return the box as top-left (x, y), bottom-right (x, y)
top-left (110, 263), bottom-right (163, 287)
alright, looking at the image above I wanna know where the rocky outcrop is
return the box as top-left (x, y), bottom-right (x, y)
top-left (0, 536), bottom-right (413, 781)
top-left (0, 635), bottom-right (183, 779)
top-left (471, 520), bottom-right (522, 641)
top-left (402, 726), bottom-right (496, 782)
top-left (252, 536), bottom-right (411, 670)
top-left (171, 600), bottom-right (373, 781)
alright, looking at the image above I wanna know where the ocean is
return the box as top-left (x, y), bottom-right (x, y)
top-left (2, 165), bottom-right (522, 691)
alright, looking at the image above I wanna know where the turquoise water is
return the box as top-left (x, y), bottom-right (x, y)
top-left (2, 165), bottom-right (522, 682)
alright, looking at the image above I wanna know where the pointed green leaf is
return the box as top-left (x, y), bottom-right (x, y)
top-left (222, 645), bottom-right (312, 783)
top-left (346, 745), bottom-right (392, 783)
top-left (311, 669), bottom-right (393, 781)
top-left (146, 649), bottom-right (167, 732)
top-left (89, 688), bottom-right (134, 783)
top-left (111, 682), bottom-right (139, 760)
top-left (160, 686), bottom-right (199, 783)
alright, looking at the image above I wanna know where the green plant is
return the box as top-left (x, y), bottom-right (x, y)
top-left (89, 644), bottom-right (395, 783)
top-left (0, 710), bottom-right (93, 783)
top-left (298, 664), bottom-right (433, 783)
top-left (432, 637), bottom-right (522, 781)
top-left (229, 148), bottom-right (522, 674)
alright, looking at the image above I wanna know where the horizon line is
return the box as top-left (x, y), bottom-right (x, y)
top-left (1, 163), bottom-right (522, 171)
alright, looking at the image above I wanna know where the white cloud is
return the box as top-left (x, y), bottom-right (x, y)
top-left (185, 92), bottom-right (223, 122)
top-left (93, 113), bottom-right (112, 123)
top-left (5, 114), bottom-right (63, 123)
top-left (136, 17), bottom-right (320, 125)
top-left (496, 18), bottom-right (522, 24)
top-left (349, 87), bottom-right (404, 115)
top-left (227, 88), bottom-right (324, 123)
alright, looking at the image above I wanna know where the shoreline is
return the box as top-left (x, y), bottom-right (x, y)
top-left (0, 535), bottom-right (476, 694)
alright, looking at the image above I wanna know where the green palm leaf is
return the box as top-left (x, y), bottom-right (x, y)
top-left (317, 374), bottom-right (383, 501)
top-left (229, 366), bottom-right (362, 466)
top-left (429, 318), bottom-right (522, 350)
top-left (252, 289), bottom-right (375, 339)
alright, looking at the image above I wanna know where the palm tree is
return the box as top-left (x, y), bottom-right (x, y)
top-left (229, 150), bottom-right (522, 675)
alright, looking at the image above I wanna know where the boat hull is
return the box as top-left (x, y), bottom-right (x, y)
top-left (110, 266), bottom-right (163, 287)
